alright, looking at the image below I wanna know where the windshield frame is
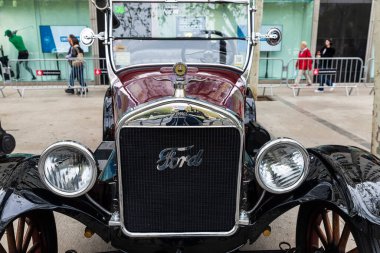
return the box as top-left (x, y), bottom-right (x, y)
top-left (107, 0), bottom-right (254, 75)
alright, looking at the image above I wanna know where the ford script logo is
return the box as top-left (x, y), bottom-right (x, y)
top-left (156, 145), bottom-right (204, 171)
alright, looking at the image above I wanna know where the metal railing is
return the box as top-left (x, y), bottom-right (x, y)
top-left (0, 62), bottom-right (4, 98)
top-left (363, 58), bottom-right (375, 94)
top-left (285, 57), bottom-right (364, 96)
top-left (258, 58), bottom-right (286, 96)
top-left (0, 58), bottom-right (108, 97)
top-left (0, 56), bottom-right (375, 98)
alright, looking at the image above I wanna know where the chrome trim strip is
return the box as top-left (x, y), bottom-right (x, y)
top-left (246, 190), bottom-right (265, 214)
top-left (111, 63), bottom-right (244, 79)
top-left (242, 1), bottom-right (254, 79)
top-left (254, 138), bottom-right (310, 194)
top-left (112, 0), bottom-right (250, 3)
top-left (115, 97), bottom-right (244, 237)
top-left (38, 141), bottom-right (98, 198)
top-left (86, 194), bottom-right (112, 216)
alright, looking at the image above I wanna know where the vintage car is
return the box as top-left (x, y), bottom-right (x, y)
top-left (0, 0), bottom-right (380, 252)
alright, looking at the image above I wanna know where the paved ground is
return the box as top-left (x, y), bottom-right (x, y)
top-left (0, 86), bottom-right (374, 252)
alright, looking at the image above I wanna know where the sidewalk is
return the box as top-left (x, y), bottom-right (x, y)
top-left (249, 88), bottom-right (373, 250)
top-left (0, 88), bottom-right (374, 252)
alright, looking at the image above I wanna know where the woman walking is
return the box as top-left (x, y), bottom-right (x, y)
top-left (294, 41), bottom-right (313, 87)
top-left (315, 39), bottom-right (336, 93)
top-left (65, 35), bottom-right (87, 95)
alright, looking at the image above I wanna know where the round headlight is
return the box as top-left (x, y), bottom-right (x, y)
top-left (255, 138), bottom-right (309, 194)
top-left (38, 141), bottom-right (97, 197)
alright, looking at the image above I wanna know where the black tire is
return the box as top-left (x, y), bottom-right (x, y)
top-left (296, 203), bottom-right (380, 253)
top-left (0, 210), bottom-right (58, 253)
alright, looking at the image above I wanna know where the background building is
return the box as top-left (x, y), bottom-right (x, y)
top-left (0, 0), bottom-right (375, 81)
top-left (0, 0), bottom-right (91, 60)
top-left (259, 0), bottom-right (374, 80)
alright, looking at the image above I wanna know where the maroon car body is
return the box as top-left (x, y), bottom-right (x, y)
top-left (113, 66), bottom-right (246, 121)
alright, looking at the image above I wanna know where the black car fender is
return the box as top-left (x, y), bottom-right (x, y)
top-left (248, 145), bottom-right (380, 241)
top-left (310, 145), bottom-right (380, 232)
top-left (0, 154), bottom-right (111, 241)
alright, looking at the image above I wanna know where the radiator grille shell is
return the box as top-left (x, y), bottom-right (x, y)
top-left (118, 127), bottom-right (242, 235)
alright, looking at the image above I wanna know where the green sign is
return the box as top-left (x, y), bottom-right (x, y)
top-left (114, 5), bottom-right (125, 15)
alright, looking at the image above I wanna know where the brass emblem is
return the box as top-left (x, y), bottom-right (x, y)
top-left (173, 62), bottom-right (188, 77)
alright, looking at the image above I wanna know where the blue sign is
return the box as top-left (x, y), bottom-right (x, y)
top-left (39, 25), bottom-right (89, 54)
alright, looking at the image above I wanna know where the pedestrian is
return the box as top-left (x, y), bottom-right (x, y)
top-left (294, 41), bottom-right (312, 87)
top-left (65, 35), bottom-right (87, 95)
top-left (315, 38), bottom-right (336, 93)
top-left (4, 29), bottom-right (36, 81)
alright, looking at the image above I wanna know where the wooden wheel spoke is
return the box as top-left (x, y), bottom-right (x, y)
top-left (26, 242), bottom-right (40, 253)
top-left (314, 224), bottom-right (328, 248)
top-left (22, 223), bottom-right (35, 252)
top-left (322, 209), bottom-right (333, 244)
top-left (0, 213), bottom-right (51, 253)
top-left (338, 223), bottom-right (351, 252)
top-left (6, 223), bottom-right (17, 253)
top-left (347, 248), bottom-right (359, 253)
top-left (305, 208), bottom-right (360, 253)
top-left (16, 217), bottom-right (26, 252)
top-left (332, 211), bottom-right (340, 246)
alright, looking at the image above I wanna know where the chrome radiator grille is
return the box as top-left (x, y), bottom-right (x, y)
top-left (118, 127), bottom-right (242, 235)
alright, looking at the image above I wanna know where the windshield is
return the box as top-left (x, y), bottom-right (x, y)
top-left (111, 1), bottom-right (250, 70)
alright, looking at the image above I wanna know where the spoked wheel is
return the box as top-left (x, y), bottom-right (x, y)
top-left (0, 211), bottom-right (57, 253)
top-left (297, 204), bottom-right (380, 253)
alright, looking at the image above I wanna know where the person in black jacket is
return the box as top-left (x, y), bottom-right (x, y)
top-left (316, 39), bottom-right (336, 92)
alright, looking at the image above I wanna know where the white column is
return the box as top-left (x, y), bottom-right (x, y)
top-left (310, 0), bottom-right (320, 55)
top-left (365, 1), bottom-right (375, 64)
top-left (89, 0), bottom-right (99, 58)
top-left (371, 0), bottom-right (380, 156)
top-left (88, 0), bottom-right (100, 85)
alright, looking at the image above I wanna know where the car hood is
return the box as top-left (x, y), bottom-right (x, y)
top-left (113, 67), bottom-right (245, 122)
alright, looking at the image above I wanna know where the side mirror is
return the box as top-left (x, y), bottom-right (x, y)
top-left (80, 28), bottom-right (105, 47)
top-left (91, 0), bottom-right (109, 11)
top-left (0, 122), bottom-right (16, 156)
top-left (266, 28), bottom-right (282, 46)
top-left (255, 27), bottom-right (282, 46)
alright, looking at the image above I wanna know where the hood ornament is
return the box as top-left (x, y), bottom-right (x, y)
top-left (172, 62), bottom-right (188, 98)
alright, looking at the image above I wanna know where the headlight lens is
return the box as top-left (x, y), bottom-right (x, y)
top-left (38, 141), bottom-right (97, 197)
top-left (255, 138), bottom-right (309, 194)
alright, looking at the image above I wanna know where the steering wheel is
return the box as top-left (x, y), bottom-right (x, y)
top-left (181, 29), bottom-right (236, 65)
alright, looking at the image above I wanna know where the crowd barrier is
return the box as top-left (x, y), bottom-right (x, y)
top-left (258, 57), bottom-right (372, 96)
top-left (285, 57), bottom-right (364, 96)
top-left (0, 62), bottom-right (5, 98)
top-left (0, 57), bottom-right (376, 98)
top-left (0, 58), bottom-right (108, 97)
top-left (258, 58), bottom-right (286, 96)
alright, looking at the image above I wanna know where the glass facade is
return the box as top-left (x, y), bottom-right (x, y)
top-left (259, 0), bottom-right (315, 79)
top-left (0, 0), bottom-right (374, 81)
top-left (0, 0), bottom-right (91, 60)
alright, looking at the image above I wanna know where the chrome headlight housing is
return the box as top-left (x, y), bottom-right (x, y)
top-left (38, 141), bottom-right (97, 197)
top-left (255, 138), bottom-right (309, 194)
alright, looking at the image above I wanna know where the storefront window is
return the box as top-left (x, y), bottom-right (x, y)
top-left (259, 0), bottom-right (315, 80)
top-left (0, 0), bottom-right (91, 60)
